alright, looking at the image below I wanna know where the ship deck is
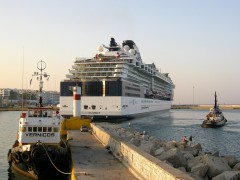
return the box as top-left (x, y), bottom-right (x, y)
top-left (68, 130), bottom-right (136, 180)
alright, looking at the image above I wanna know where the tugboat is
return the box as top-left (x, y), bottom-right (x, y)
top-left (201, 92), bottom-right (227, 128)
top-left (7, 60), bottom-right (70, 179)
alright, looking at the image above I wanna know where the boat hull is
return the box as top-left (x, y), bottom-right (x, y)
top-left (60, 96), bottom-right (172, 120)
top-left (201, 119), bottom-right (227, 128)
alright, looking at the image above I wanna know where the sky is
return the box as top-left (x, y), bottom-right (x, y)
top-left (0, 0), bottom-right (240, 105)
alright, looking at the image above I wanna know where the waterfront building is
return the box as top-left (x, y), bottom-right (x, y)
top-left (0, 88), bottom-right (10, 97)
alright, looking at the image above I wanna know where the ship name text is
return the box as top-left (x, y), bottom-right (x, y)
top-left (25, 133), bottom-right (55, 137)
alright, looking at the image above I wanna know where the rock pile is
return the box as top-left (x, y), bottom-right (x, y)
top-left (100, 125), bottom-right (240, 180)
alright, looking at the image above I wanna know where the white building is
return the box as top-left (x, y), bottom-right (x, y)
top-left (0, 88), bottom-right (10, 97)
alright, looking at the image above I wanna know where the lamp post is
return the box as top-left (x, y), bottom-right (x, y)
top-left (29, 90), bottom-right (31, 105)
top-left (193, 86), bottom-right (195, 105)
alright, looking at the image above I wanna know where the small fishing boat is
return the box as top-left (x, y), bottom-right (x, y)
top-left (7, 60), bottom-right (70, 179)
top-left (201, 92), bottom-right (227, 128)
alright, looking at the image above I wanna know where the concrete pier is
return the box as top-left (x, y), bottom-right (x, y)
top-left (68, 130), bottom-right (136, 180)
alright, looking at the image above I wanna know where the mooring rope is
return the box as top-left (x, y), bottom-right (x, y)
top-left (39, 142), bottom-right (88, 175)
top-left (61, 138), bottom-right (67, 148)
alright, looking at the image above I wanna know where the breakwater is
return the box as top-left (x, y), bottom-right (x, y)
top-left (91, 123), bottom-right (193, 180)
top-left (171, 105), bottom-right (240, 110)
top-left (92, 124), bottom-right (240, 179)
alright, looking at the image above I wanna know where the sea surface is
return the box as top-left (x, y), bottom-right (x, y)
top-left (1, 109), bottom-right (240, 179)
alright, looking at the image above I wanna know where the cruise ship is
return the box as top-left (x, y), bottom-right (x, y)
top-left (60, 38), bottom-right (175, 119)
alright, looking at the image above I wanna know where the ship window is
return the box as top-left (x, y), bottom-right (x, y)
top-left (28, 127), bottom-right (32, 132)
top-left (43, 111), bottom-right (48, 117)
top-left (33, 127), bottom-right (37, 132)
top-left (28, 111), bottom-right (34, 117)
top-left (48, 110), bottom-right (52, 117)
top-left (38, 127), bottom-right (42, 132)
top-left (48, 127), bottom-right (52, 132)
top-left (37, 110), bottom-right (43, 117)
top-left (54, 127), bottom-right (58, 132)
top-left (84, 105), bottom-right (88, 109)
top-left (43, 127), bottom-right (47, 132)
top-left (125, 93), bottom-right (140, 97)
top-left (92, 105), bottom-right (96, 110)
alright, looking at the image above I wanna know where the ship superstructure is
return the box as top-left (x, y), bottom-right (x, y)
top-left (60, 38), bottom-right (175, 119)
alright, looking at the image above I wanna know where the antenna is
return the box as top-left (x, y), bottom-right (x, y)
top-left (21, 47), bottom-right (24, 112)
top-left (31, 60), bottom-right (50, 107)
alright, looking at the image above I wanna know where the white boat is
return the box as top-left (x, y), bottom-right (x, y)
top-left (60, 38), bottom-right (175, 119)
top-left (8, 60), bottom-right (70, 179)
top-left (202, 92), bottom-right (227, 128)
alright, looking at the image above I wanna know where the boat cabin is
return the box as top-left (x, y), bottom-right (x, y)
top-left (18, 107), bottom-right (60, 145)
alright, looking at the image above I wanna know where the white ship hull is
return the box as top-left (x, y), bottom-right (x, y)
top-left (60, 96), bottom-right (172, 118)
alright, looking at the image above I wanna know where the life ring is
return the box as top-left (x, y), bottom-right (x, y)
top-left (12, 152), bottom-right (21, 164)
top-left (31, 146), bottom-right (46, 161)
top-left (21, 151), bottom-right (31, 163)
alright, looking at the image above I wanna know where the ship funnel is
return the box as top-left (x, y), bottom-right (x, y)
top-left (73, 86), bottom-right (81, 117)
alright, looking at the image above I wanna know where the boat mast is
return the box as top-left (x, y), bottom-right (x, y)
top-left (214, 91), bottom-right (217, 109)
top-left (31, 60), bottom-right (50, 107)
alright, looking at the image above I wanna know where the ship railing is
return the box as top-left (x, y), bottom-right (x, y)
top-left (75, 57), bottom-right (131, 63)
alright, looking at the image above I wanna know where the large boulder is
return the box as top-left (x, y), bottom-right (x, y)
top-left (233, 162), bottom-right (240, 170)
top-left (191, 148), bottom-right (199, 156)
top-left (192, 143), bottom-right (202, 151)
top-left (212, 151), bottom-right (219, 157)
top-left (187, 172), bottom-right (206, 180)
top-left (191, 163), bottom-right (209, 178)
top-left (154, 147), bottom-right (165, 156)
top-left (187, 156), bottom-right (204, 171)
top-left (225, 155), bottom-right (238, 168)
top-left (212, 171), bottom-right (240, 180)
top-left (202, 154), bottom-right (231, 178)
top-left (165, 141), bottom-right (177, 149)
top-left (129, 137), bottom-right (140, 147)
top-left (139, 140), bottom-right (156, 154)
top-left (117, 128), bottom-right (126, 136)
top-left (141, 134), bottom-right (150, 141)
top-left (158, 148), bottom-right (187, 168)
top-left (125, 131), bottom-right (134, 139)
top-left (198, 150), bottom-right (206, 156)
top-left (178, 143), bottom-right (187, 149)
top-left (177, 167), bottom-right (187, 172)
top-left (182, 151), bottom-right (194, 160)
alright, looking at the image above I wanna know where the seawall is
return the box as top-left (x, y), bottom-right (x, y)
top-left (91, 123), bottom-right (193, 180)
top-left (171, 104), bottom-right (240, 110)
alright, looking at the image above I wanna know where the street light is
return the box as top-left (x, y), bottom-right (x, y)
top-left (193, 86), bottom-right (195, 105)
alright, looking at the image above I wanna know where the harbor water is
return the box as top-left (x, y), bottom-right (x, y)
top-left (119, 109), bottom-right (240, 159)
top-left (1, 109), bottom-right (240, 179)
